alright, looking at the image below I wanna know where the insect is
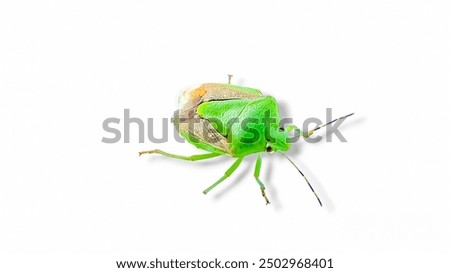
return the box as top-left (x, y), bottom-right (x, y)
top-left (139, 75), bottom-right (353, 205)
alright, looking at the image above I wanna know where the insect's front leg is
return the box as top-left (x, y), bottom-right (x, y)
top-left (139, 149), bottom-right (221, 161)
top-left (254, 153), bottom-right (270, 205)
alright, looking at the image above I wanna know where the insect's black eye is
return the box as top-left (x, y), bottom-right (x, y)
top-left (266, 146), bottom-right (273, 153)
top-left (279, 127), bottom-right (285, 132)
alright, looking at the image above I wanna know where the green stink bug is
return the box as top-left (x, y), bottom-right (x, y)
top-left (139, 76), bottom-right (353, 205)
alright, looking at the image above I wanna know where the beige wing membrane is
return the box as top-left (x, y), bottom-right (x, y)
top-left (173, 110), bottom-right (231, 154)
top-left (178, 83), bottom-right (262, 113)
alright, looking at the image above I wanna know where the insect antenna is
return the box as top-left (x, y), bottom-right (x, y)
top-left (279, 153), bottom-right (322, 207)
top-left (305, 113), bottom-right (354, 138)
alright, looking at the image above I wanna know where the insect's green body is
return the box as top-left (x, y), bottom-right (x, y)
top-left (140, 79), bottom-right (353, 205)
top-left (174, 83), bottom-right (290, 158)
top-left (197, 96), bottom-right (289, 157)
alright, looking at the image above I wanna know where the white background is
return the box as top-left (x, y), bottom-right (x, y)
top-left (1, 1), bottom-right (449, 272)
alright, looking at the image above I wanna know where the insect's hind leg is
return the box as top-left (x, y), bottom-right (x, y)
top-left (254, 154), bottom-right (270, 205)
top-left (139, 149), bottom-right (221, 161)
top-left (203, 157), bottom-right (243, 194)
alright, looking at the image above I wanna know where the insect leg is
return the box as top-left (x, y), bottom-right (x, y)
top-left (138, 149), bottom-right (221, 161)
top-left (254, 153), bottom-right (270, 205)
top-left (203, 157), bottom-right (243, 194)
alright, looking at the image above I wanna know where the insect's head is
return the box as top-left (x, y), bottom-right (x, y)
top-left (265, 126), bottom-right (291, 154)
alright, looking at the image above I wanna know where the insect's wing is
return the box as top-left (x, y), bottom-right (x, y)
top-left (173, 110), bottom-right (231, 155)
top-left (197, 97), bottom-right (277, 157)
top-left (178, 83), bottom-right (263, 113)
top-left (174, 83), bottom-right (264, 155)
top-left (196, 99), bottom-right (249, 137)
